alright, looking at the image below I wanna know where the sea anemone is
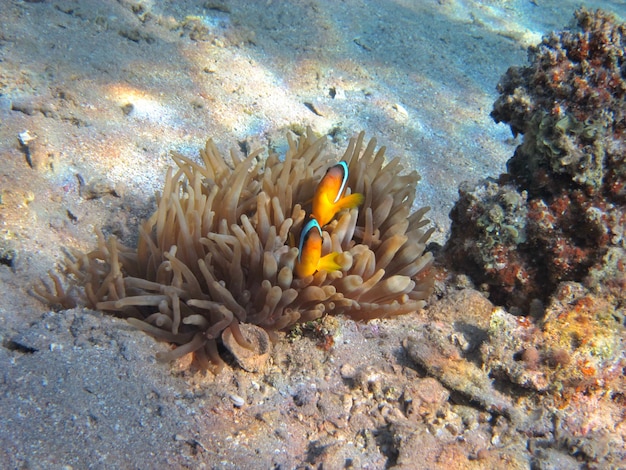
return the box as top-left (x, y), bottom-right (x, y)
top-left (36, 129), bottom-right (434, 371)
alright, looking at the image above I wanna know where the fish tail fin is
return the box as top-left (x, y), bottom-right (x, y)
top-left (337, 192), bottom-right (364, 211)
top-left (318, 252), bottom-right (342, 272)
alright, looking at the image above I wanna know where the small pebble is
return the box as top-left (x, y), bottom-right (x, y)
top-left (12, 98), bottom-right (36, 116)
top-left (340, 363), bottom-right (356, 380)
top-left (392, 103), bottom-right (409, 118)
top-left (229, 394), bottom-right (245, 408)
top-left (121, 103), bottom-right (134, 116)
top-left (18, 130), bottom-right (37, 147)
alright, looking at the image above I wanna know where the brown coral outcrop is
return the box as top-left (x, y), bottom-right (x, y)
top-left (445, 9), bottom-right (626, 311)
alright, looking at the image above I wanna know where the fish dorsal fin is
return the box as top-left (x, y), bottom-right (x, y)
top-left (334, 161), bottom-right (349, 203)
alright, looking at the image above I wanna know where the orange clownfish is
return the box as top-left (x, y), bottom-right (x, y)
top-left (295, 218), bottom-right (341, 278)
top-left (312, 161), bottom-right (364, 227)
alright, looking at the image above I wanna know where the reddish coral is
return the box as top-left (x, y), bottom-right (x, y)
top-left (445, 9), bottom-right (626, 311)
top-left (492, 8), bottom-right (626, 201)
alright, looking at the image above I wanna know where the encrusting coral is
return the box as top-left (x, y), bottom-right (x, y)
top-left (444, 8), bottom-right (626, 311)
top-left (491, 8), bottom-right (626, 201)
top-left (35, 129), bottom-right (434, 370)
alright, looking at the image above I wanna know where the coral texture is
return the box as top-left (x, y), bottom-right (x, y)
top-left (36, 130), bottom-right (434, 370)
top-left (445, 179), bottom-right (534, 308)
top-left (491, 8), bottom-right (626, 201)
top-left (445, 8), bottom-right (626, 310)
top-left (482, 281), bottom-right (624, 397)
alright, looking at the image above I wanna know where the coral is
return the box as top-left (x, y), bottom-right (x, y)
top-left (481, 281), bottom-right (624, 396)
top-left (35, 130), bottom-right (434, 371)
top-left (444, 179), bottom-right (535, 308)
top-left (445, 8), bottom-right (626, 310)
top-left (403, 323), bottom-right (518, 420)
top-left (480, 307), bottom-right (550, 392)
top-left (540, 283), bottom-right (622, 384)
top-left (491, 8), bottom-right (626, 202)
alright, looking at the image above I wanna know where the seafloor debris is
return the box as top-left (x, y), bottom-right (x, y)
top-left (444, 8), bottom-right (626, 311)
top-left (34, 129), bottom-right (434, 371)
top-left (221, 323), bottom-right (270, 373)
top-left (482, 281), bottom-right (624, 393)
top-left (403, 324), bottom-right (517, 421)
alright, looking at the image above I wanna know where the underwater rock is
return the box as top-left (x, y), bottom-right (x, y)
top-left (221, 323), bottom-right (271, 373)
top-left (444, 180), bottom-right (535, 309)
top-left (481, 281), bottom-right (624, 395)
top-left (402, 325), bottom-right (517, 421)
top-left (445, 8), bottom-right (626, 311)
top-left (492, 8), bottom-right (626, 202)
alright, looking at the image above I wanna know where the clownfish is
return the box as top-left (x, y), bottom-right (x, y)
top-left (312, 161), bottom-right (364, 227)
top-left (295, 218), bottom-right (341, 278)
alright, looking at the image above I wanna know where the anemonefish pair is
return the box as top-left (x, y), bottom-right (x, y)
top-left (295, 161), bottom-right (364, 278)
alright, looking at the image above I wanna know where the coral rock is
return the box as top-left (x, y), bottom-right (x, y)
top-left (445, 9), bottom-right (626, 310)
